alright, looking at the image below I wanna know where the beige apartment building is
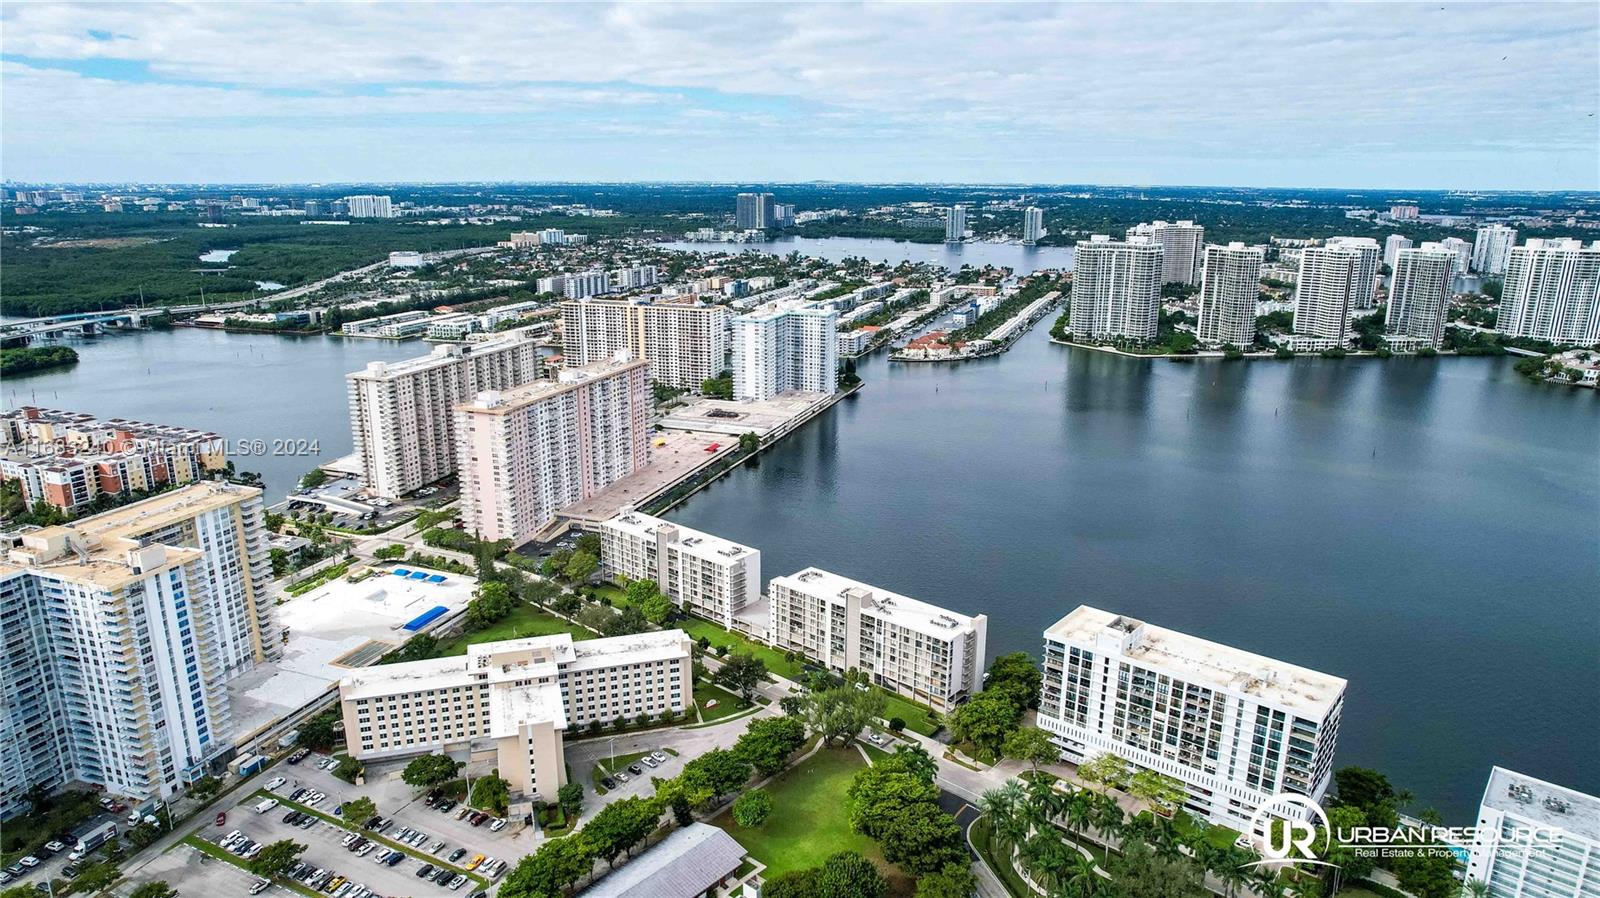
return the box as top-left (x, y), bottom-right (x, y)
top-left (768, 568), bottom-right (987, 712)
top-left (596, 510), bottom-right (761, 629)
top-left (0, 483), bottom-right (275, 818)
top-left (338, 631), bottom-right (692, 800)
top-left (454, 356), bottom-right (649, 545)
top-left (560, 297), bottom-right (730, 391)
top-left (346, 332), bottom-right (543, 498)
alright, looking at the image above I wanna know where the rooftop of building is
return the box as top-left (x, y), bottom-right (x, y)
top-left (0, 481), bottom-right (260, 589)
top-left (582, 823), bottom-right (747, 898)
top-left (773, 567), bottom-right (984, 639)
top-left (488, 681), bottom-right (568, 738)
top-left (348, 331), bottom-right (536, 381)
top-left (602, 511), bottom-right (755, 561)
top-left (457, 354), bottom-right (645, 414)
top-left (2, 405), bottom-right (223, 444)
top-left (1044, 605), bottom-right (1346, 718)
top-left (1482, 766), bottom-right (1600, 844)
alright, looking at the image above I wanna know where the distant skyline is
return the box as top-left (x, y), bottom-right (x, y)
top-left (2, 2), bottom-right (1597, 190)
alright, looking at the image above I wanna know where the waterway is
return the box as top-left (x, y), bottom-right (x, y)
top-left (664, 325), bottom-right (1600, 823)
top-left (2, 327), bottom-right (423, 503)
top-left (660, 236), bottom-right (1075, 274)
top-left (4, 235), bottom-right (1597, 821)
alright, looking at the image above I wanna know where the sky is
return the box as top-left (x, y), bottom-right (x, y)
top-left (2, 2), bottom-right (1597, 190)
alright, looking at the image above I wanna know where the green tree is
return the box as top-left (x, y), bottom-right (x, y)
top-left (130, 881), bottom-right (178, 898)
top-left (985, 652), bottom-right (1042, 709)
top-left (1077, 753), bottom-right (1131, 791)
top-left (188, 774), bottom-right (223, 802)
top-left (584, 796), bottom-right (660, 868)
top-left (734, 715), bottom-right (809, 776)
top-left (556, 781), bottom-right (585, 818)
top-left (563, 550), bottom-right (599, 583)
top-left (732, 788), bottom-right (773, 827)
top-left (575, 532), bottom-right (602, 556)
top-left (333, 754), bottom-right (364, 783)
top-left (1126, 768), bottom-right (1186, 814)
top-left (299, 468), bottom-right (328, 489)
top-left (763, 869), bottom-right (821, 898)
top-left (915, 863), bottom-right (978, 898)
top-left (464, 581), bottom-right (514, 631)
top-left (713, 651), bottom-right (767, 705)
top-left (295, 708), bottom-right (340, 749)
top-left (471, 773), bottom-right (511, 815)
top-left (499, 834), bottom-right (594, 898)
top-left (247, 840), bottom-right (306, 880)
top-left (849, 751), bottom-right (965, 875)
top-left (947, 690), bottom-right (1020, 757)
top-left (639, 592), bottom-right (675, 625)
top-left (805, 685), bottom-right (885, 745)
top-left (386, 633), bottom-right (440, 663)
top-left (70, 862), bottom-right (121, 895)
top-left (1001, 727), bottom-right (1058, 773)
top-left (680, 748), bottom-right (751, 803)
top-left (1106, 841), bottom-right (1206, 898)
top-left (891, 743), bottom-right (938, 784)
top-left (401, 753), bottom-right (462, 790)
top-left (814, 851), bottom-right (888, 898)
top-left (342, 797), bottom-right (376, 827)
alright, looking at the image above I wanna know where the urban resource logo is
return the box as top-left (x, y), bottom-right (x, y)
top-left (1244, 794), bottom-right (1336, 871)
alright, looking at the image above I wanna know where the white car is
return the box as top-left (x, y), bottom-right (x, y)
top-left (649, 751), bottom-right (668, 764)
top-left (488, 819), bottom-right (506, 832)
top-left (267, 777), bottom-right (287, 791)
top-left (18, 857), bottom-right (39, 869)
top-left (866, 732), bottom-right (884, 745)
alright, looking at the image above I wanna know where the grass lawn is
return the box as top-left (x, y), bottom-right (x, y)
top-left (877, 690), bottom-right (941, 737)
top-left (438, 603), bottom-right (593, 654)
top-left (1335, 888), bottom-right (1392, 898)
top-left (694, 681), bottom-right (750, 722)
top-left (589, 583), bottom-right (629, 607)
top-left (591, 749), bottom-right (664, 786)
top-left (677, 616), bottom-right (806, 680)
top-left (715, 747), bottom-right (912, 895)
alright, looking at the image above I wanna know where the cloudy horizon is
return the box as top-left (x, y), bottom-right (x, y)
top-left (3, 1), bottom-right (1597, 190)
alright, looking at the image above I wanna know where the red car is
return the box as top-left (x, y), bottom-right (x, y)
top-left (215, 812), bottom-right (227, 827)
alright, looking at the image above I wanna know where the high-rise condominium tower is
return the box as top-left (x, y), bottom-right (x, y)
top-left (945, 204), bottom-right (967, 243)
top-left (1496, 238), bottom-right (1600, 345)
top-left (1127, 220), bottom-right (1205, 285)
top-left (1472, 224), bottom-right (1519, 276)
top-left (1069, 236), bottom-right (1163, 341)
top-left (1022, 207), bottom-right (1045, 245)
top-left (346, 332), bottom-right (543, 498)
top-left (1197, 242), bottom-right (1264, 346)
top-left (1293, 245), bottom-right (1364, 342)
top-left (560, 297), bottom-right (729, 391)
top-left (1386, 243), bottom-right (1457, 347)
top-left (454, 356), bottom-right (650, 545)
top-left (730, 301), bottom-right (838, 400)
top-left (0, 483), bottom-right (275, 818)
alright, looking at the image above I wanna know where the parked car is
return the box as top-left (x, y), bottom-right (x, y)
top-left (600, 777), bottom-right (616, 790)
top-left (488, 818), bottom-right (506, 832)
top-left (465, 855), bottom-right (485, 871)
top-left (415, 865), bottom-right (435, 879)
top-left (385, 853), bottom-right (403, 868)
top-left (432, 869), bottom-right (453, 885)
top-left (626, 764), bottom-right (642, 776)
top-left (447, 848), bottom-right (467, 863)
top-left (613, 772), bottom-right (629, 784)
top-left (429, 840), bottom-right (446, 854)
top-left (288, 748), bottom-right (310, 764)
top-left (44, 841), bottom-right (66, 854)
top-left (18, 858), bottom-right (39, 869)
top-left (250, 879), bottom-right (271, 895)
top-left (448, 875), bottom-right (467, 890)
top-left (649, 751), bottom-right (667, 764)
top-left (266, 776), bottom-right (287, 791)
top-left (641, 757), bottom-right (658, 768)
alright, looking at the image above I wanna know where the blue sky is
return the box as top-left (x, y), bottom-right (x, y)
top-left (2, 2), bottom-right (1596, 189)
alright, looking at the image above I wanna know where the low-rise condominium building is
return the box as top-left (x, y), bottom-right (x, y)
top-left (595, 511), bottom-right (760, 629)
top-left (768, 567), bottom-right (987, 712)
top-left (1037, 605), bottom-right (1346, 835)
top-left (339, 631), bottom-right (692, 802)
top-left (0, 407), bottom-right (229, 513)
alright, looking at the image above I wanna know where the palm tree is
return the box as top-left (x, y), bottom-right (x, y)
top-left (1055, 852), bottom-right (1102, 898)
top-left (1214, 857), bottom-right (1251, 898)
top-left (1090, 792), bottom-right (1125, 840)
top-left (1023, 829), bottom-right (1075, 890)
top-left (1064, 789), bottom-right (1095, 843)
top-left (981, 782), bottom-right (1030, 852)
top-left (1460, 880), bottom-right (1490, 898)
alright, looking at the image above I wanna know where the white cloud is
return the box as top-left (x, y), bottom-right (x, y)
top-left (1, 1), bottom-right (1595, 185)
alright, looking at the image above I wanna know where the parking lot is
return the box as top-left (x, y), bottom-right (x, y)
top-left (283, 753), bottom-right (533, 860)
top-left (122, 843), bottom-right (299, 898)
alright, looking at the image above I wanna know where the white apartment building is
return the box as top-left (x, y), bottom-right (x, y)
top-left (539, 270), bottom-right (611, 299)
top-left (609, 265), bottom-right (660, 292)
top-left (1127, 220), bottom-right (1205, 285)
top-left (1293, 245), bottom-right (1363, 343)
top-left (342, 310), bottom-right (430, 337)
top-left (454, 356), bottom-right (649, 545)
top-left (346, 332), bottom-right (543, 498)
top-left (1325, 237), bottom-right (1381, 307)
top-left (344, 195), bottom-right (393, 218)
top-left (946, 204), bottom-right (967, 243)
top-left (768, 568), bottom-right (987, 712)
top-left (1472, 225), bottom-right (1519, 276)
top-left (1022, 207), bottom-right (1045, 245)
top-left (1386, 243), bottom-right (1457, 347)
top-left (730, 301), bottom-right (838, 400)
top-left (1037, 606), bottom-right (1346, 835)
top-left (1383, 234), bottom-right (1413, 271)
top-left (1439, 236), bottom-right (1473, 277)
top-left (596, 511), bottom-right (760, 629)
top-left (561, 298), bottom-right (730, 391)
top-left (0, 483), bottom-right (275, 818)
top-left (339, 631), bottom-right (692, 802)
top-left (1197, 242), bottom-right (1265, 346)
top-left (1465, 767), bottom-right (1600, 898)
top-left (1069, 236), bottom-right (1163, 342)
top-left (1496, 238), bottom-right (1600, 345)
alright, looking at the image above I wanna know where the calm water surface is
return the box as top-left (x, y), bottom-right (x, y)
top-left (6, 235), bottom-right (1597, 820)
top-left (666, 325), bottom-right (1600, 822)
